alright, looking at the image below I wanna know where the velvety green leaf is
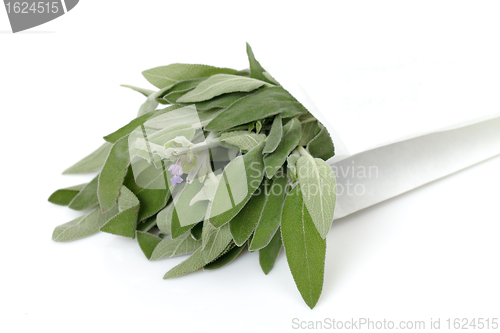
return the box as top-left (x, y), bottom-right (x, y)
top-left (104, 106), bottom-right (184, 143)
top-left (204, 244), bottom-right (244, 270)
top-left (98, 137), bottom-right (131, 212)
top-left (150, 232), bottom-right (201, 261)
top-left (52, 206), bottom-right (118, 242)
top-left (68, 175), bottom-right (99, 211)
top-left (121, 84), bottom-right (155, 97)
top-left (190, 222), bottom-right (203, 240)
top-left (194, 92), bottom-right (248, 111)
top-left (177, 74), bottom-right (269, 103)
top-left (263, 118), bottom-right (301, 178)
top-left (136, 216), bottom-right (157, 232)
top-left (156, 202), bottom-right (174, 235)
top-left (62, 142), bottom-right (112, 174)
top-left (287, 150), bottom-right (301, 181)
top-left (200, 222), bottom-right (233, 264)
top-left (296, 154), bottom-right (336, 239)
top-left (299, 120), bottom-right (319, 146)
top-left (263, 115), bottom-right (283, 154)
top-left (142, 64), bottom-right (240, 89)
top-left (162, 78), bottom-right (206, 103)
top-left (162, 247), bottom-right (205, 279)
top-left (306, 124), bottom-right (335, 160)
top-left (259, 228), bottom-right (282, 274)
top-left (48, 183), bottom-right (86, 206)
top-left (229, 182), bottom-right (268, 246)
top-left (123, 163), bottom-right (171, 221)
top-left (171, 179), bottom-right (208, 236)
top-left (249, 171), bottom-right (288, 250)
top-left (100, 186), bottom-right (140, 238)
top-left (219, 131), bottom-right (266, 153)
top-left (208, 141), bottom-right (265, 227)
top-left (163, 222), bottom-right (232, 278)
top-left (281, 185), bottom-right (326, 309)
top-left (246, 43), bottom-right (277, 85)
top-left (136, 231), bottom-right (162, 260)
top-left (205, 87), bottom-right (307, 132)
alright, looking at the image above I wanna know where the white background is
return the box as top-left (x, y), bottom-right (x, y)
top-left (1, 1), bottom-right (499, 332)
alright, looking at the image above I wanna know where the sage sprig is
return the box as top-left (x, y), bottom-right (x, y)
top-left (49, 43), bottom-right (336, 309)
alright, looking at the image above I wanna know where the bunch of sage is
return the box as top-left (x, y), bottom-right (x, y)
top-left (49, 44), bottom-right (336, 309)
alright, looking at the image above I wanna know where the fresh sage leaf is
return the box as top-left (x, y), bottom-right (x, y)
top-left (104, 105), bottom-right (183, 143)
top-left (48, 183), bottom-right (86, 206)
top-left (205, 87), bottom-right (307, 132)
top-left (136, 230), bottom-right (162, 260)
top-left (204, 244), bottom-right (244, 270)
top-left (219, 131), bottom-right (266, 153)
top-left (246, 43), bottom-right (277, 85)
top-left (62, 142), bottom-right (112, 174)
top-left (171, 179), bottom-right (208, 235)
top-left (193, 92), bottom-right (248, 111)
top-left (306, 124), bottom-right (335, 160)
top-left (229, 182), bottom-right (268, 246)
top-left (164, 222), bottom-right (232, 278)
top-left (123, 163), bottom-right (172, 221)
top-left (296, 152), bottom-right (336, 239)
top-left (150, 232), bottom-right (201, 261)
top-left (98, 136), bottom-right (131, 212)
top-left (263, 118), bottom-right (301, 178)
top-left (100, 186), bottom-right (140, 238)
top-left (52, 205), bottom-right (118, 242)
top-left (258, 228), bottom-right (282, 274)
top-left (249, 171), bottom-right (287, 251)
top-left (121, 84), bottom-right (155, 98)
top-left (68, 175), bottom-right (99, 211)
top-left (281, 184), bottom-right (326, 309)
top-left (156, 201), bottom-right (174, 235)
top-left (190, 222), bottom-right (203, 240)
top-left (263, 115), bottom-right (283, 154)
top-left (299, 120), bottom-right (319, 146)
top-left (208, 141), bottom-right (265, 227)
top-left (177, 74), bottom-right (269, 103)
top-left (142, 64), bottom-right (240, 89)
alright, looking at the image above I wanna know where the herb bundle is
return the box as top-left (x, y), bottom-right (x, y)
top-left (49, 44), bottom-right (336, 309)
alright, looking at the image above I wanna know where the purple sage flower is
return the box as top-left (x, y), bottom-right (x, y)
top-left (168, 161), bottom-right (184, 186)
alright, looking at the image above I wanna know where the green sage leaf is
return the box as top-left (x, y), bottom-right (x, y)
top-left (100, 186), bottom-right (140, 238)
top-left (208, 141), bottom-right (265, 227)
top-left (229, 182), bottom-right (268, 246)
top-left (219, 131), bottom-right (266, 153)
top-left (163, 222), bottom-right (232, 278)
top-left (204, 244), bottom-right (244, 270)
top-left (48, 183), bottom-right (86, 206)
top-left (136, 231), bottom-right (162, 260)
top-left (52, 206), bottom-right (118, 242)
top-left (258, 228), bottom-right (282, 274)
top-left (263, 115), bottom-right (283, 154)
top-left (246, 43), bottom-right (277, 85)
top-left (193, 92), bottom-right (248, 111)
top-left (263, 118), bottom-right (301, 178)
top-left (306, 124), bottom-right (335, 160)
top-left (123, 163), bottom-right (172, 221)
top-left (296, 154), bottom-right (336, 239)
top-left (299, 120), bottom-right (319, 146)
top-left (98, 137), bottom-right (131, 212)
top-left (177, 74), bottom-right (269, 103)
top-left (68, 175), bottom-right (99, 211)
top-left (156, 201), bottom-right (174, 235)
top-left (281, 184), bottom-right (326, 309)
top-left (62, 142), bottom-right (112, 174)
top-left (150, 232), bottom-right (201, 261)
top-left (205, 87), bottom-right (307, 132)
top-left (249, 171), bottom-right (288, 251)
top-left (142, 64), bottom-right (240, 89)
top-left (121, 84), bottom-right (155, 97)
